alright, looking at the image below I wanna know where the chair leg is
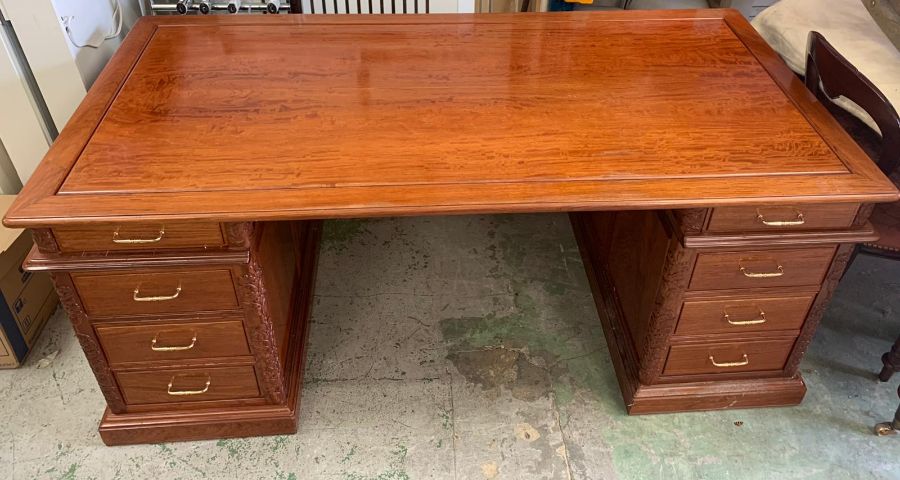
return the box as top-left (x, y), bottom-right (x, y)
top-left (879, 334), bottom-right (900, 382)
top-left (875, 385), bottom-right (900, 436)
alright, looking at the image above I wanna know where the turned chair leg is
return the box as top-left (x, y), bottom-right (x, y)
top-left (879, 334), bottom-right (900, 382)
top-left (875, 385), bottom-right (900, 436)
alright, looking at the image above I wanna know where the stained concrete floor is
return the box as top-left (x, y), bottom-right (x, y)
top-left (1, 214), bottom-right (899, 479)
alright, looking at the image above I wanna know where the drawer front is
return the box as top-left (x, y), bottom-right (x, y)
top-left (663, 338), bottom-right (796, 376)
top-left (96, 319), bottom-right (250, 366)
top-left (53, 222), bottom-right (224, 253)
top-left (707, 204), bottom-right (858, 233)
top-left (676, 294), bottom-right (815, 336)
top-left (116, 365), bottom-right (260, 405)
top-left (72, 268), bottom-right (239, 317)
top-left (689, 246), bottom-right (835, 291)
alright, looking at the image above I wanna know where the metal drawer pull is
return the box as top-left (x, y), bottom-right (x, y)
top-left (739, 259), bottom-right (784, 278)
top-left (151, 333), bottom-right (197, 351)
top-left (709, 354), bottom-right (750, 368)
top-left (756, 209), bottom-right (805, 226)
top-left (133, 283), bottom-right (182, 302)
top-left (723, 307), bottom-right (767, 326)
top-left (167, 374), bottom-right (211, 396)
top-left (112, 226), bottom-right (166, 244)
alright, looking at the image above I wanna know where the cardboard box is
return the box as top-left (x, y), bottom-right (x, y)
top-left (0, 196), bottom-right (58, 368)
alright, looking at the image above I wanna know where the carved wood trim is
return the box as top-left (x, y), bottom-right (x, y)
top-left (638, 240), bottom-right (698, 385)
top-left (673, 208), bottom-right (709, 236)
top-left (237, 259), bottom-right (286, 404)
top-left (31, 228), bottom-right (60, 253)
top-left (783, 243), bottom-right (854, 375)
top-left (224, 222), bottom-right (253, 249)
top-left (51, 273), bottom-right (127, 413)
top-left (853, 203), bottom-right (875, 227)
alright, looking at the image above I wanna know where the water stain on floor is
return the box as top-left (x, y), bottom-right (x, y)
top-left (447, 347), bottom-right (552, 402)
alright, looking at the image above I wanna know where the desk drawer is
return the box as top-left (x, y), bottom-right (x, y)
top-left (96, 319), bottom-right (250, 367)
top-left (707, 204), bottom-right (858, 233)
top-left (53, 222), bottom-right (225, 253)
top-left (689, 246), bottom-right (835, 291)
top-left (663, 338), bottom-right (796, 376)
top-left (116, 365), bottom-right (260, 405)
top-left (72, 268), bottom-right (239, 317)
top-left (675, 294), bottom-right (815, 336)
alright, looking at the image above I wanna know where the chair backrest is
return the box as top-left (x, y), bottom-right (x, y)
top-left (290, 0), bottom-right (430, 13)
top-left (805, 31), bottom-right (900, 176)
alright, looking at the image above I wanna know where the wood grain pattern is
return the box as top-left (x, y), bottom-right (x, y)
top-left (689, 246), bottom-right (836, 290)
top-left (115, 365), bottom-right (260, 405)
top-left (53, 222), bottom-right (224, 253)
top-left (72, 268), bottom-right (239, 317)
top-left (707, 204), bottom-right (859, 233)
top-left (662, 338), bottom-right (796, 376)
top-left (675, 293), bottom-right (814, 336)
top-left (605, 211), bottom-right (672, 359)
top-left (3, 11), bottom-right (896, 228)
top-left (95, 319), bottom-right (251, 366)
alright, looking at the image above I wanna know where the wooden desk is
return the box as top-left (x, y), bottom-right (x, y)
top-left (5, 10), bottom-right (897, 445)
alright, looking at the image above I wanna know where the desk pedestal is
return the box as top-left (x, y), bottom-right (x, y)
top-left (571, 209), bottom-right (868, 414)
top-left (27, 221), bottom-right (321, 445)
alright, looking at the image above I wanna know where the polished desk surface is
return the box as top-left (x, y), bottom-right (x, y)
top-left (5, 10), bottom-right (897, 228)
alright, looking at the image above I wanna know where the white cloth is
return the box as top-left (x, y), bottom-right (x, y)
top-left (752, 0), bottom-right (900, 133)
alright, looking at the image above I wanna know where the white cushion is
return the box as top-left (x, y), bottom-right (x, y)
top-left (752, 0), bottom-right (900, 133)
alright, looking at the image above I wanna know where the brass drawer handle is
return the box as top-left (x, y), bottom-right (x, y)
top-left (112, 226), bottom-right (166, 244)
top-left (133, 283), bottom-right (182, 302)
top-left (151, 332), bottom-right (197, 351)
top-left (739, 259), bottom-right (784, 278)
top-left (723, 307), bottom-right (767, 326)
top-left (756, 209), bottom-right (805, 227)
top-left (709, 354), bottom-right (749, 368)
top-left (167, 374), bottom-right (211, 396)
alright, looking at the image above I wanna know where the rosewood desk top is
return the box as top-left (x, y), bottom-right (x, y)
top-left (5, 10), bottom-right (897, 227)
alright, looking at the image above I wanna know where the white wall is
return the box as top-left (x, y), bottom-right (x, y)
top-left (0, 19), bottom-right (50, 186)
top-left (0, 0), bottom-right (141, 188)
top-left (0, 0), bottom-right (141, 130)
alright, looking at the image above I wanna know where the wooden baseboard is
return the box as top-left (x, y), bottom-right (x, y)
top-left (627, 375), bottom-right (805, 414)
top-left (99, 401), bottom-right (300, 446)
top-left (570, 213), bottom-right (808, 415)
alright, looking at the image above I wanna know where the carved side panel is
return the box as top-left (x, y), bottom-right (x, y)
top-left (638, 240), bottom-right (698, 385)
top-left (237, 259), bottom-right (286, 405)
top-left (784, 243), bottom-right (854, 374)
top-left (51, 273), bottom-right (127, 413)
top-left (32, 228), bottom-right (60, 253)
top-left (224, 222), bottom-right (254, 249)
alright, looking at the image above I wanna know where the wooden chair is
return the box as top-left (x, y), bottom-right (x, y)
top-left (804, 31), bottom-right (900, 436)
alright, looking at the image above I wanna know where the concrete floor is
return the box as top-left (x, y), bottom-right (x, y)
top-left (1, 214), bottom-right (899, 479)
